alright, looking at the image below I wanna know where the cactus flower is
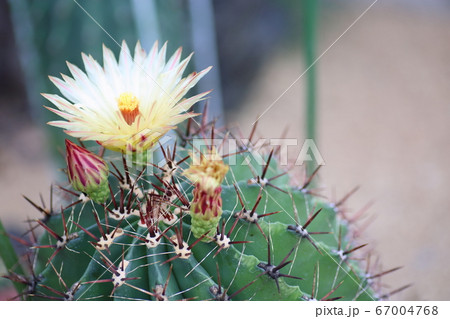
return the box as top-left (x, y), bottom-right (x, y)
top-left (184, 149), bottom-right (229, 240)
top-left (65, 139), bottom-right (109, 203)
top-left (43, 41), bottom-right (211, 153)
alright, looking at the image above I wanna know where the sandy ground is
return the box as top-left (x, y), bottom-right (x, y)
top-left (228, 4), bottom-right (450, 300)
top-left (0, 110), bottom-right (53, 228)
top-left (1, 2), bottom-right (450, 301)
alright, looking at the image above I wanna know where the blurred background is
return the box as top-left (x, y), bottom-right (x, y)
top-left (1, 0), bottom-right (450, 300)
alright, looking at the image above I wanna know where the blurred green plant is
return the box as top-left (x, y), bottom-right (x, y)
top-left (9, 0), bottom-right (138, 163)
top-left (0, 219), bottom-right (26, 294)
top-left (303, 0), bottom-right (318, 154)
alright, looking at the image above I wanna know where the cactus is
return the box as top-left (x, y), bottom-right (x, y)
top-left (0, 42), bottom-right (397, 301)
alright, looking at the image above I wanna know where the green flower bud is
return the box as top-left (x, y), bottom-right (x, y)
top-left (184, 149), bottom-right (228, 241)
top-left (190, 187), bottom-right (223, 239)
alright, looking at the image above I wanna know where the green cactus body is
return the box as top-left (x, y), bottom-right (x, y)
top-left (7, 127), bottom-right (379, 301)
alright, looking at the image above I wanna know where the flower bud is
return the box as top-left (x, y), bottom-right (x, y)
top-left (183, 149), bottom-right (228, 240)
top-left (65, 139), bottom-right (109, 203)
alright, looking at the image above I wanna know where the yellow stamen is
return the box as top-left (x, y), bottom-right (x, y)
top-left (118, 92), bottom-right (140, 125)
top-left (184, 149), bottom-right (229, 192)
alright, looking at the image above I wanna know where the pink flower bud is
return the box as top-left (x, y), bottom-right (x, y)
top-left (65, 139), bottom-right (109, 203)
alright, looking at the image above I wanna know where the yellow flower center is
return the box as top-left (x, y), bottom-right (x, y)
top-left (184, 149), bottom-right (229, 192)
top-left (118, 92), bottom-right (140, 125)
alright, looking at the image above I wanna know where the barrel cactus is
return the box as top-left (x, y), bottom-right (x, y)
top-left (1, 41), bottom-right (400, 301)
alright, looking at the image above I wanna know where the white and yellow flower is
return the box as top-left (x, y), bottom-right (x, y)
top-left (43, 41), bottom-right (211, 153)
